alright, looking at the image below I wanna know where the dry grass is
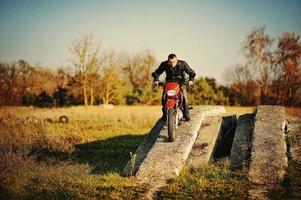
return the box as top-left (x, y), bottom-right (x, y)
top-left (0, 105), bottom-right (161, 147)
top-left (0, 105), bottom-right (161, 199)
top-left (225, 106), bottom-right (255, 117)
top-left (158, 159), bottom-right (250, 199)
top-left (0, 105), bottom-right (161, 122)
top-left (0, 105), bottom-right (261, 199)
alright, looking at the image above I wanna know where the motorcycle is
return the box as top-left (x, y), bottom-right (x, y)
top-left (154, 81), bottom-right (185, 142)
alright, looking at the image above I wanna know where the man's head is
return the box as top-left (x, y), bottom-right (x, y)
top-left (168, 54), bottom-right (177, 68)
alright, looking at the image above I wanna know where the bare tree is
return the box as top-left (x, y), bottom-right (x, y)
top-left (245, 26), bottom-right (273, 104)
top-left (70, 33), bottom-right (103, 106)
top-left (224, 64), bottom-right (259, 105)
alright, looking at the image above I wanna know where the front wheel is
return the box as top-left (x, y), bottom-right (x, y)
top-left (167, 108), bottom-right (176, 142)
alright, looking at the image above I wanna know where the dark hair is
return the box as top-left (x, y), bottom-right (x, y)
top-left (168, 54), bottom-right (177, 59)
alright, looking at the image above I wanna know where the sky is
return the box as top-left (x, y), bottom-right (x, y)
top-left (0, 0), bottom-right (300, 83)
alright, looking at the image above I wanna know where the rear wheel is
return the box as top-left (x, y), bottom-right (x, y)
top-left (167, 108), bottom-right (176, 142)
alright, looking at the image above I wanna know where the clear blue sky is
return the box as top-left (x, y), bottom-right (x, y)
top-left (0, 0), bottom-right (300, 83)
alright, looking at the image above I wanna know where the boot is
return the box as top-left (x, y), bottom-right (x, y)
top-left (183, 104), bottom-right (190, 121)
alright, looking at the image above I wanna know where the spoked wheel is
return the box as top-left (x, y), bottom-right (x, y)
top-left (167, 108), bottom-right (177, 142)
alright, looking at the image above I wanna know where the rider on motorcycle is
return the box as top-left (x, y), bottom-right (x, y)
top-left (152, 53), bottom-right (196, 122)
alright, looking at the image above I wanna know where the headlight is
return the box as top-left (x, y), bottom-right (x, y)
top-left (167, 90), bottom-right (176, 96)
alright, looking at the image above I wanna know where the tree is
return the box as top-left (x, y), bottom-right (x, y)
top-left (22, 93), bottom-right (36, 106)
top-left (29, 66), bottom-right (57, 95)
top-left (66, 73), bottom-right (84, 105)
top-left (56, 67), bottom-right (71, 89)
top-left (224, 64), bottom-right (259, 105)
top-left (123, 50), bottom-right (160, 104)
top-left (35, 91), bottom-right (54, 107)
top-left (245, 26), bottom-right (273, 104)
top-left (0, 60), bottom-right (37, 105)
top-left (53, 87), bottom-right (70, 106)
top-left (273, 32), bottom-right (301, 106)
top-left (226, 27), bottom-right (301, 106)
top-left (97, 53), bottom-right (132, 105)
top-left (188, 77), bottom-right (228, 105)
top-left (0, 61), bottom-right (15, 105)
top-left (70, 33), bottom-right (104, 106)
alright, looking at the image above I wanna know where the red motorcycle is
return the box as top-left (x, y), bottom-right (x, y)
top-left (155, 81), bottom-right (185, 142)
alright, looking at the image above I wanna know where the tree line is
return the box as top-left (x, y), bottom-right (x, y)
top-left (0, 58), bottom-right (228, 107)
top-left (225, 27), bottom-right (301, 106)
top-left (0, 28), bottom-right (300, 107)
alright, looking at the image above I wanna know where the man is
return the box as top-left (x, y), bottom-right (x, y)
top-left (152, 54), bottom-right (196, 121)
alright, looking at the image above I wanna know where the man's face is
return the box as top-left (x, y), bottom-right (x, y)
top-left (168, 57), bottom-right (178, 68)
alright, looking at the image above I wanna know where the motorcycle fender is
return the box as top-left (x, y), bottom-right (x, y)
top-left (166, 99), bottom-right (175, 109)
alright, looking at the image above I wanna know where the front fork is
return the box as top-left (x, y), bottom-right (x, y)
top-left (166, 99), bottom-right (181, 128)
top-left (173, 108), bottom-right (183, 129)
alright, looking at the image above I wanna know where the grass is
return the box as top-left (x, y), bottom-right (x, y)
top-left (23, 163), bottom-right (149, 200)
top-left (286, 159), bottom-right (301, 199)
top-left (0, 105), bottom-right (161, 199)
top-left (256, 106), bottom-right (301, 200)
top-left (158, 159), bottom-right (250, 200)
top-left (224, 106), bottom-right (255, 117)
top-left (1, 161), bottom-right (149, 200)
top-left (0, 105), bottom-right (276, 199)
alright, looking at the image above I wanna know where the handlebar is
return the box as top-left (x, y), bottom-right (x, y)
top-left (153, 81), bottom-right (193, 88)
top-left (153, 81), bottom-right (164, 88)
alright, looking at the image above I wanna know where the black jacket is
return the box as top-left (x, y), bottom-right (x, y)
top-left (152, 60), bottom-right (196, 85)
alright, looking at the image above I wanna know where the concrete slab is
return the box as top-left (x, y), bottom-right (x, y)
top-left (230, 113), bottom-right (255, 169)
top-left (122, 119), bottom-right (164, 176)
top-left (248, 106), bottom-right (287, 199)
top-left (286, 115), bottom-right (301, 162)
top-left (285, 111), bottom-right (301, 199)
top-left (122, 106), bottom-right (226, 199)
top-left (187, 115), bottom-right (223, 168)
